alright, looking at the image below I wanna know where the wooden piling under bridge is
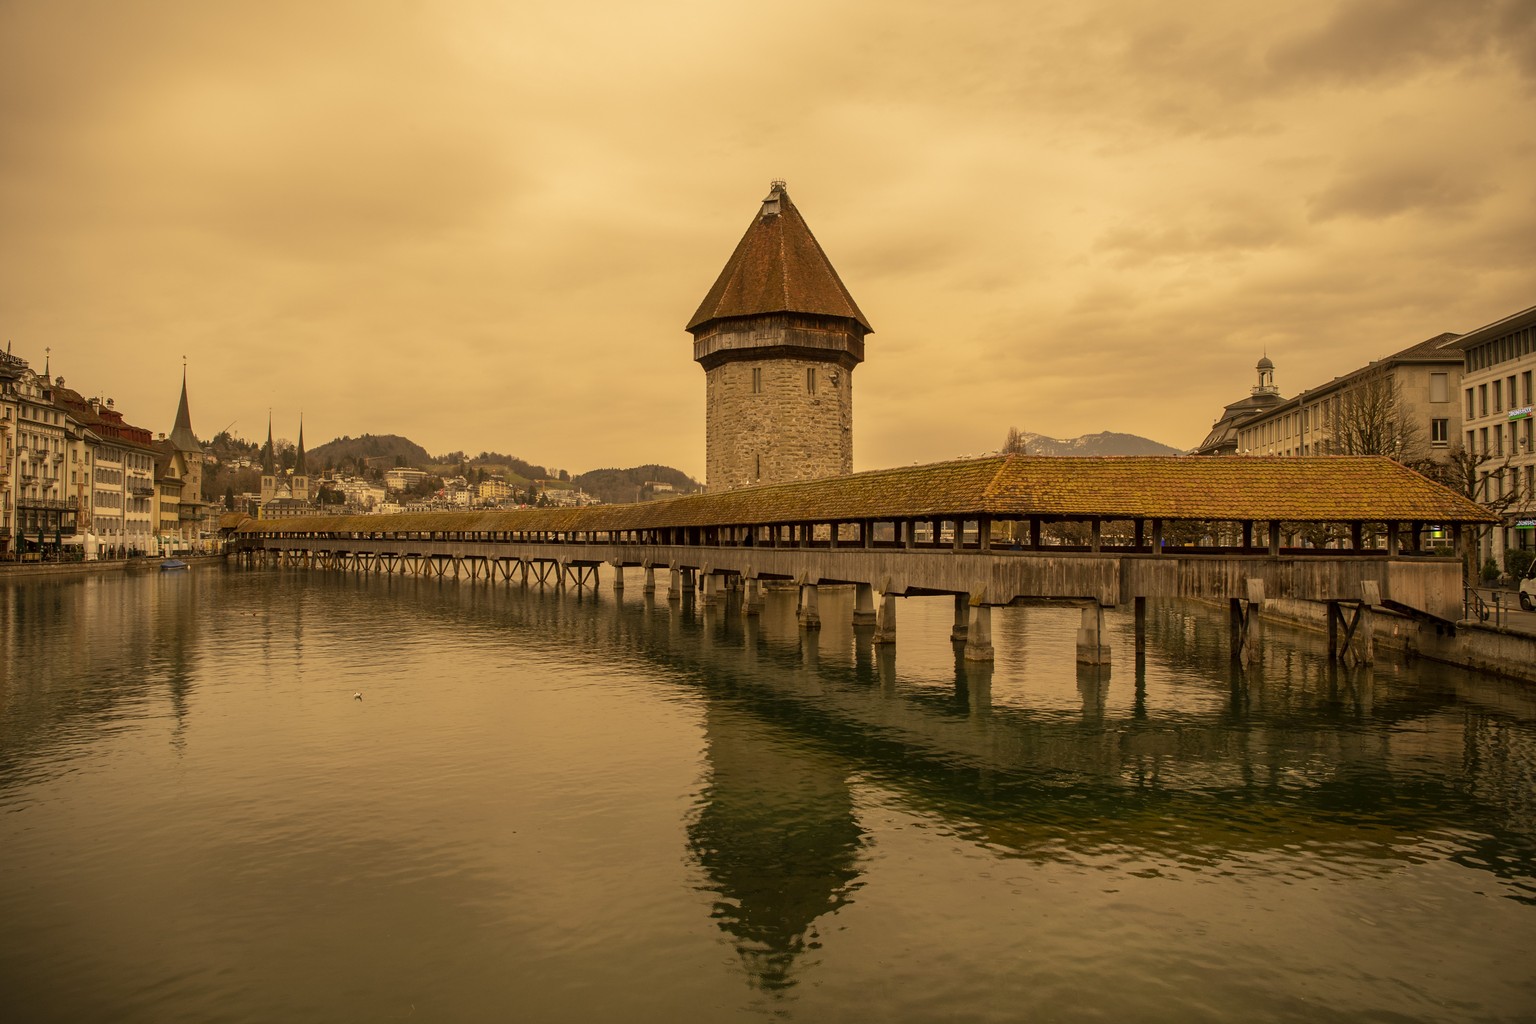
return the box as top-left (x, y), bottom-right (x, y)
top-left (231, 454), bottom-right (1494, 668)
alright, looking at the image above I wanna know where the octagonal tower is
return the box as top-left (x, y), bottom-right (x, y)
top-left (688, 181), bottom-right (871, 492)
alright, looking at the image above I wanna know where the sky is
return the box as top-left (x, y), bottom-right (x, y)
top-left (2, 0), bottom-right (1532, 480)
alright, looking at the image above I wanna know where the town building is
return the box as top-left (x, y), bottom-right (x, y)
top-left (258, 415), bottom-right (316, 518)
top-left (1210, 334), bottom-right (1463, 462)
top-left (0, 350), bottom-right (87, 557)
top-left (163, 367), bottom-right (206, 541)
top-left (384, 467), bottom-right (428, 492)
top-left (1445, 304), bottom-right (1536, 570)
top-left (1193, 356), bottom-right (1286, 456)
top-left (688, 181), bottom-right (870, 491)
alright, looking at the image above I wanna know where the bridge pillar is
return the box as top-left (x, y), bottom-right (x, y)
top-left (1134, 596), bottom-right (1146, 656)
top-left (950, 593), bottom-right (969, 641)
top-left (611, 561), bottom-right (624, 591)
top-left (963, 603), bottom-right (994, 662)
top-left (700, 572), bottom-right (719, 608)
top-left (743, 577), bottom-right (764, 616)
top-left (852, 582), bottom-right (876, 625)
top-left (1230, 579), bottom-right (1264, 666)
top-left (642, 565), bottom-right (656, 595)
top-left (797, 584), bottom-right (822, 629)
top-left (668, 567), bottom-right (682, 602)
top-left (1076, 603), bottom-right (1111, 665)
top-left (682, 567), bottom-right (695, 593)
top-left (874, 592), bottom-right (897, 645)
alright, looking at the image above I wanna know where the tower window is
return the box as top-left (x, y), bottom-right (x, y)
top-left (751, 367), bottom-right (762, 394)
top-left (807, 367), bottom-right (816, 393)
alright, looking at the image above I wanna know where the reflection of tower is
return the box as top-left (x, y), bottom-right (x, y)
top-left (687, 705), bottom-right (864, 992)
top-left (687, 181), bottom-right (871, 492)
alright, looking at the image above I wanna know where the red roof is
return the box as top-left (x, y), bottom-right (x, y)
top-left (686, 183), bottom-right (872, 333)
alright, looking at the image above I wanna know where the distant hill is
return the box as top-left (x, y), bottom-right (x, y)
top-left (1019, 431), bottom-right (1183, 457)
top-left (573, 465), bottom-right (701, 505)
top-left (309, 434), bottom-right (431, 471)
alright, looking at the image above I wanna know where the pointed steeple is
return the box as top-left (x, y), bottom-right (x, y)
top-left (294, 415), bottom-right (307, 475)
top-left (261, 414), bottom-right (276, 475)
top-left (169, 364), bottom-right (199, 452)
top-left (687, 181), bottom-right (872, 334)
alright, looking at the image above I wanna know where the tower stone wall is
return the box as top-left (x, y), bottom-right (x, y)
top-left (688, 183), bottom-right (870, 492)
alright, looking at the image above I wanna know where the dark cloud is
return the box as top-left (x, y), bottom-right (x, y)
top-left (1266, 0), bottom-right (1535, 85)
top-left (1308, 162), bottom-right (1496, 221)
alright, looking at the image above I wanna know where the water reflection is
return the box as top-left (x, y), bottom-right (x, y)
top-left (4, 567), bottom-right (1536, 1017)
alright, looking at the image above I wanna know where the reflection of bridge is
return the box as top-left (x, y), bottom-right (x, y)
top-left (234, 453), bottom-right (1492, 667)
top-left (293, 575), bottom-right (1534, 993)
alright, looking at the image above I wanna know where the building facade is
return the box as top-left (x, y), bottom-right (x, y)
top-left (1230, 333), bottom-right (1463, 462)
top-left (688, 182), bottom-right (871, 492)
top-left (1447, 304), bottom-right (1536, 570)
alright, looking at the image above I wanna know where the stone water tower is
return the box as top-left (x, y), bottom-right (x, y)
top-left (687, 181), bottom-right (871, 492)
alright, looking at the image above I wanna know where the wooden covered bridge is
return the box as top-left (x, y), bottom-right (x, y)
top-left (231, 454), bottom-right (1493, 667)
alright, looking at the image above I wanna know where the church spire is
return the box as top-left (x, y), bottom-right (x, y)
top-left (261, 413), bottom-right (276, 475)
top-left (168, 362), bottom-right (199, 452)
top-left (295, 415), bottom-right (307, 475)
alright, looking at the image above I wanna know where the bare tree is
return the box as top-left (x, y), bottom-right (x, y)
top-left (1001, 426), bottom-right (1028, 455)
top-left (1316, 367), bottom-right (1425, 463)
top-left (1415, 443), bottom-right (1534, 579)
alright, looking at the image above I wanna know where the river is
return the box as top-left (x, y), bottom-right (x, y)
top-left (2, 566), bottom-right (1534, 1023)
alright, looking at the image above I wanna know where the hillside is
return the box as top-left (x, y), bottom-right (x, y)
top-left (573, 465), bottom-right (701, 505)
top-left (1019, 431), bottom-right (1183, 457)
top-left (309, 434), bottom-right (431, 472)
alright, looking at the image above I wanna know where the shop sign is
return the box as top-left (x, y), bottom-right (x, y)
top-left (1509, 406), bottom-right (1532, 421)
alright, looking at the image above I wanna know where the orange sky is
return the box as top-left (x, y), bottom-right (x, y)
top-left (2, 0), bottom-right (1532, 479)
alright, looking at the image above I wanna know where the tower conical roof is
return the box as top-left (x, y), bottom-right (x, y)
top-left (295, 416), bottom-right (307, 475)
top-left (261, 415), bottom-right (276, 475)
top-left (168, 367), bottom-right (199, 452)
top-left (686, 182), bottom-right (872, 334)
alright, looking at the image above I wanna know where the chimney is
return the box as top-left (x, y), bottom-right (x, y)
top-left (90, 397), bottom-right (101, 414)
top-left (106, 398), bottom-right (114, 408)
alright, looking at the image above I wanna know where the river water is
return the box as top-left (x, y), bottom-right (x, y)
top-left (2, 566), bottom-right (1534, 1023)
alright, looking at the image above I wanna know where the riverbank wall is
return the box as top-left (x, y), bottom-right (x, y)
top-left (0, 554), bottom-right (226, 580)
top-left (1263, 597), bottom-right (1535, 684)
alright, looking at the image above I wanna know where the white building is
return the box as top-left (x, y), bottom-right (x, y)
top-left (1447, 304), bottom-right (1536, 571)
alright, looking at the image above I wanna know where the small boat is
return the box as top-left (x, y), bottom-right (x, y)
top-left (160, 559), bottom-right (189, 572)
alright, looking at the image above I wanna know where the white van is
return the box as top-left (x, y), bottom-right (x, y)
top-left (1521, 563), bottom-right (1535, 611)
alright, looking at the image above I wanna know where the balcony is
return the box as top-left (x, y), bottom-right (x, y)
top-left (17, 496), bottom-right (80, 512)
top-left (128, 481), bottom-right (155, 497)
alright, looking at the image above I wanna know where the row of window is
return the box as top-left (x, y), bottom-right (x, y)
top-left (1469, 417), bottom-right (1535, 458)
top-left (745, 365), bottom-right (832, 395)
top-left (1466, 370), bottom-right (1534, 420)
top-left (1482, 464), bottom-right (1535, 503)
top-left (1467, 326), bottom-right (1534, 373)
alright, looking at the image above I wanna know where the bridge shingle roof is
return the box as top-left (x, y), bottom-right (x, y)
top-left (239, 455), bottom-right (1494, 536)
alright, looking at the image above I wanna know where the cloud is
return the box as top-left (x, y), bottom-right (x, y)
top-left (1307, 162), bottom-right (1496, 221)
top-left (1266, 0), bottom-right (1536, 86)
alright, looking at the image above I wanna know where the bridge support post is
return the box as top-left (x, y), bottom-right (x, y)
top-left (963, 602), bottom-right (994, 662)
top-left (950, 593), bottom-right (969, 641)
top-left (668, 567), bottom-right (682, 603)
top-left (643, 566), bottom-right (656, 595)
top-left (611, 561), bottom-right (624, 592)
top-left (798, 583), bottom-right (821, 629)
top-left (743, 578), bottom-right (764, 616)
top-left (1134, 596), bottom-right (1146, 656)
top-left (1230, 579), bottom-right (1264, 666)
top-left (1076, 602), bottom-right (1111, 665)
top-left (1328, 582), bottom-right (1379, 666)
top-left (700, 572), bottom-right (719, 609)
top-left (852, 582), bottom-right (876, 625)
top-left (874, 592), bottom-right (897, 645)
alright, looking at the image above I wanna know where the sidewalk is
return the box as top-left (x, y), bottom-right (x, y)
top-left (1467, 586), bottom-right (1536, 635)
